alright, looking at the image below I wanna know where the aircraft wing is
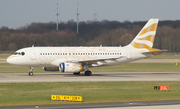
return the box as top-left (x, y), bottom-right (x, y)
top-left (67, 56), bottom-right (125, 66)
top-left (79, 57), bottom-right (120, 62)
top-left (79, 57), bottom-right (122, 66)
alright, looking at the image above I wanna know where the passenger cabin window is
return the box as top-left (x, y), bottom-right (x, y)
top-left (38, 52), bottom-right (121, 56)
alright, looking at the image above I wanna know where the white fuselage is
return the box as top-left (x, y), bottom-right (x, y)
top-left (6, 46), bottom-right (147, 68)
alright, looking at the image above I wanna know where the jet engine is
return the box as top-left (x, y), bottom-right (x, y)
top-left (59, 62), bottom-right (84, 73)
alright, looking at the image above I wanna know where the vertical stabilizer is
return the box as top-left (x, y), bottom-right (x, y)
top-left (128, 19), bottom-right (159, 51)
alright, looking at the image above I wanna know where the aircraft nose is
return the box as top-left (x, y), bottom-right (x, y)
top-left (6, 56), bottom-right (16, 64)
top-left (7, 56), bottom-right (12, 64)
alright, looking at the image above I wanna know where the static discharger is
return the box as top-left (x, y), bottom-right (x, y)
top-left (154, 86), bottom-right (169, 91)
top-left (51, 95), bottom-right (82, 102)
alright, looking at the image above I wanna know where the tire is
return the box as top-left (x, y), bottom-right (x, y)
top-left (73, 72), bottom-right (80, 75)
top-left (29, 72), bottom-right (33, 76)
top-left (85, 70), bottom-right (92, 76)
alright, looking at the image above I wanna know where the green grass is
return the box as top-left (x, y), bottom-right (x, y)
top-left (0, 81), bottom-right (179, 107)
top-left (91, 63), bottom-right (180, 72)
top-left (148, 55), bottom-right (180, 59)
top-left (0, 63), bottom-right (46, 73)
top-left (0, 54), bottom-right (10, 59)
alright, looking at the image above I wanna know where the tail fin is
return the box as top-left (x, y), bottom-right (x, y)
top-left (128, 19), bottom-right (159, 52)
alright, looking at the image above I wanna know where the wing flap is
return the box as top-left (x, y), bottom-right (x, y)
top-left (78, 57), bottom-right (120, 63)
top-left (67, 56), bottom-right (125, 65)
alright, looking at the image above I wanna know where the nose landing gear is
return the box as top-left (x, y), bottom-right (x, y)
top-left (29, 67), bottom-right (34, 76)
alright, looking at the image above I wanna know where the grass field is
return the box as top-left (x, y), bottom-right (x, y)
top-left (0, 54), bottom-right (10, 59)
top-left (148, 55), bottom-right (180, 59)
top-left (0, 81), bottom-right (180, 107)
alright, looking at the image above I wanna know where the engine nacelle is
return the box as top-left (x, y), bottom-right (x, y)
top-left (43, 67), bottom-right (59, 71)
top-left (59, 62), bottom-right (84, 73)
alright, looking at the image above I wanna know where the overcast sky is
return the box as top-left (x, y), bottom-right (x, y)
top-left (0, 0), bottom-right (180, 29)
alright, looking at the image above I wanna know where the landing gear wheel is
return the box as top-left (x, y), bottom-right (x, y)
top-left (85, 70), bottom-right (92, 76)
top-left (29, 72), bottom-right (33, 76)
top-left (73, 72), bottom-right (80, 75)
top-left (29, 67), bottom-right (34, 76)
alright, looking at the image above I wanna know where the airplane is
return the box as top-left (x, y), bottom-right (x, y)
top-left (6, 19), bottom-right (166, 76)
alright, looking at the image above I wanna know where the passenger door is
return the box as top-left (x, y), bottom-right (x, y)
top-left (30, 49), bottom-right (36, 60)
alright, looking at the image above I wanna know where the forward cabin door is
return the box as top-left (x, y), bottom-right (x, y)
top-left (30, 49), bottom-right (36, 60)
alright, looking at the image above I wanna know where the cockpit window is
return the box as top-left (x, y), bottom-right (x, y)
top-left (14, 52), bottom-right (18, 55)
top-left (14, 52), bottom-right (25, 56)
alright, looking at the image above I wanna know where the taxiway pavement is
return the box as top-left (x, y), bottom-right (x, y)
top-left (0, 72), bottom-right (180, 83)
top-left (0, 100), bottom-right (180, 109)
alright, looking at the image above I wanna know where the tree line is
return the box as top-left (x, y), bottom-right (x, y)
top-left (0, 19), bottom-right (180, 52)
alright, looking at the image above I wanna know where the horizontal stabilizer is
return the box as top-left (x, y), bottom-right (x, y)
top-left (143, 49), bottom-right (168, 55)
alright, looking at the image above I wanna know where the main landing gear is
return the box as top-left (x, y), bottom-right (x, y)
top-left (29, 67), bottom-right (34, 76)
top-left (73, 72), bottom-right (80, 75)
top-left (73, 70), bottom-right (92, 76)
top-left (84, 70), bottom-right (92, 76)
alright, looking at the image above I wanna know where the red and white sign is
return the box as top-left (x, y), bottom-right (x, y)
top-left (160, 86), bottom-right (169, 90)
